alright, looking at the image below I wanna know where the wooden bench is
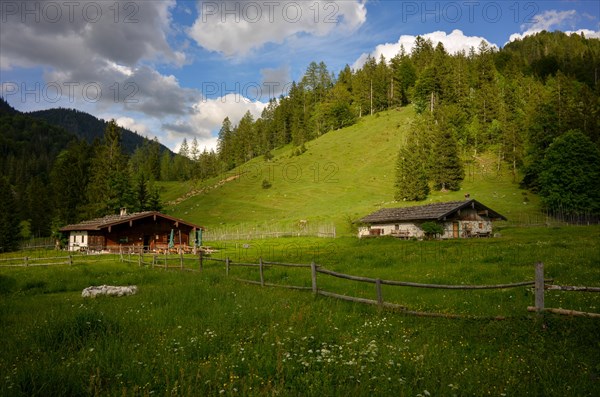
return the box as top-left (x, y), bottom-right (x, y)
top-left (391, 230), bottom-right (410, 239)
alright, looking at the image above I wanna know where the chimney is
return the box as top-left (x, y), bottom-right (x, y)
top-left (120, 208), bottom-right (128, 216)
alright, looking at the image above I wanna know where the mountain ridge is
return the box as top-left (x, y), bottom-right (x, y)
top-left (27, 106), bottom-right (172, 155)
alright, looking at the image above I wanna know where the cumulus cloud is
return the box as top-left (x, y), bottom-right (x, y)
top-left (353, 29), bottom-right (495, 69)
top-left (163, 94), bottom-right (268, 139)
top-left (1, 0), bottom-right (183, 70)
top-left (115, 117), bottom-right (149, 135)
top-left (508, 10), bottom-right (600, 42)
top-left (260, 65), bottom-right (292, 98)
top-left (188, 0), bottom-right (367, 57)
top-left (0, 0), bottom-right (196, 118)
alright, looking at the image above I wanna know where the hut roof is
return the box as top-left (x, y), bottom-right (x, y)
top-left (59, 211), bottom-right (202, 232)
top-left (359, 200), bottom-right (507, 224)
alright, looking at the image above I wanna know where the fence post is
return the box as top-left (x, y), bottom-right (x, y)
top-left (24, 256), bottom-right (28, 267)
top-left (535, 262), bottom-right (545, 313)
top-left (199, 250), bottom-right (203, 273)
top-left (138, 250), bottom-right (142, 267)
top-left (69, 255), bottom-right (73, 266)
top-left (311, 262), bottom-right (317, 295)
top-left (226, 257), bottom-right (230, 276)
top-left (376, 279), bottom-right (383, 307)
top-left (180, 249), bottom-right (184, 271)
top-left (259, 257), bottom-right (265, 287)
top-left (119, 244), bottom-right (123, 261)
top-left (152, 254), bottom-right (156, 268)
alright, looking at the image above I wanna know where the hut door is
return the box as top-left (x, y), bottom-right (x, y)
top-left (452, 222), bottom-right (459, 238)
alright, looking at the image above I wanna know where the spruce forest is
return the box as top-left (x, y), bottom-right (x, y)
top-left (1, 31), bottom-right (599, 251)
top-left (215, 31), bottom-right (600, 213)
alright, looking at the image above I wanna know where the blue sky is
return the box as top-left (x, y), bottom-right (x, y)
top-left (1, 0), bottom-right (598, 151)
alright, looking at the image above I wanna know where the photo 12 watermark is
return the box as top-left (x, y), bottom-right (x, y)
top-left (228, 161), bottom-right (340, 184)
top-left (1, 1), bottom-right (140, 24)
top-left (397, 1), bottom-right (539, 24)
top-left (200, 1), bottom-right (341, 24)
top-left (1, 81), bottom-right (139, 104)
top-left (201, 81), bottom-right (293, 103)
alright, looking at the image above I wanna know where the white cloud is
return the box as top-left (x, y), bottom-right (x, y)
top-left (508, 10), bottom-right (600, 42)
top-left (188, 0), bottom-right (366, 57)
top-left (0, 1), bottom-right (183, 70)
top-left (163, 94), bottom-right (268, 140)
top-left (525, 10), bottom-right (577, 32)
top-left (193, 94), bottom-right (268, 134)
top-left (116, 117), bottom-right (149, 135)
top-left (0, 1), bottom-right (197, 119)
top-left (353, 29), bottom-right (495, 69)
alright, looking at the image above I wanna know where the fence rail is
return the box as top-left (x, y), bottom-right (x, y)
top-left (207, 257), bottom-right (596, 319)
top-left (527, 262), bottom-right (600, 318)
top-left (203, 222), bottom-right (336, 241)
top-left (2, 251), bottom-right (598, 319)
top-left (0, 255), bottom-right (73, 267)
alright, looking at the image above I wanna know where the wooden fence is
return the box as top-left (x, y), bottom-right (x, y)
top-left (203, 222), bottom-right (336, 241)
top-left (120, 248), bottom-right (204, 271)
top-left (0, 255), bottom-right (73, 267)
top-left (527, 262), bottom-right (600, 318)
top-left (0, 252), bottom-right (121, 267)
top-left (202, 257), bottom-right (599, 319)
top-left (3, 251), bottom-right (598, 319)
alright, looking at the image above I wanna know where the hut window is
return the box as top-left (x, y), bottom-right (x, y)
top-left (395, 224), bottom-right (400, 230)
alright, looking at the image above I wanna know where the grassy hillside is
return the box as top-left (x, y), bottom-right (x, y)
top-left (164, 107), bottom-right (541, 234)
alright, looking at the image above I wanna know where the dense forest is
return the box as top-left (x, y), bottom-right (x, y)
top-left (213, 31), bottom-right (600, 215)
top-left (0, 102), bottom-right (200, 251)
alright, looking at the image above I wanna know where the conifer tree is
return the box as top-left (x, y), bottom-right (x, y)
top-left (395, 131), bottom-right (430, 201)
top-left (430, 123), bottom-right (464, 191)
top-left (85, 120), bottom-right (132, 217)
top-left (0, 177), bottom-right (21, 252)
top-left (217, 117), bottom-right (235, 170)
top-left (539, 130), bottom-right (600, 215)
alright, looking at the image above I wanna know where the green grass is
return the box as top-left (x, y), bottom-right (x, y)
top-left (206, 226), bottom-right (600, 317)
top-left (1, 226), bottom-right (599, 396)
top-left (160, 107), bottom-right (543, 235)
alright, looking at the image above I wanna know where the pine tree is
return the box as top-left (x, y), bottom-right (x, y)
top-left (0, 177), bottom-right (21, 252)
top-left (159, 151), bottom-right (172, 181)
top-left (85, 120), bottom-right (132, 217)
top-left (217, 117), bottom-right (235, 170)
top-left (190, 137), bottom-right (200, 161)
top-left (390, 48), bottom-right (417, 106)
top-left (395, 131), bottom-right (430, 201)
top-left (430, 123), bottom-right (464, 191)
top-left (51, 140), bottom-right (91, 225)
top-left (173, 138), bottom-right (191, 180)
top-left (539, 130), bottom-right (600, 215)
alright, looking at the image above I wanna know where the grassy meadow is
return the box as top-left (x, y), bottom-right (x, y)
top-left (162, 107), bottom-right (543, 235)
top-left (3, 108), bottom-right (598, 396)
top-left (1, 226), bottom-right (599, 396)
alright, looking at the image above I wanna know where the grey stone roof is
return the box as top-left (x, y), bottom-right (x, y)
top-left (359, 200), bottom-right (506, 224)
top-left (59, 211), bottom-right (202, 231)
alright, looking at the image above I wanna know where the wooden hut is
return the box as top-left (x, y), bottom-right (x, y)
top-left (60, 209), bottom-right (203, 252)
top-left (358, 200), bottom-right (506, 239)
